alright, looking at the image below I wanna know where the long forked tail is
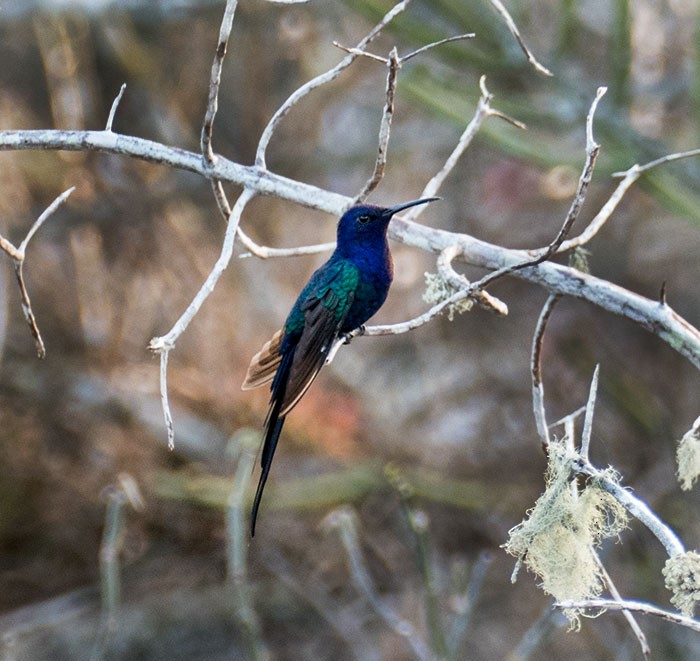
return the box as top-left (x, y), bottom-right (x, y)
top-left (250, 347), bottom-right (294, 537)
top-left (250, 415), bottom-right (285, 536)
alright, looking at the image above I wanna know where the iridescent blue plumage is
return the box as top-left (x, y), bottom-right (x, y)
top-left (242, 197), bottom-right (439, 535)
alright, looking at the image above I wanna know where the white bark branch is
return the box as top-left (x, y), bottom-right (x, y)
top-left (1, 128), bottom-right (698, 369)
top-left (255, 0), bottom-right (411, 170)
top-left (555, 599), bottom-right (700, 634)
top-left (0, 186), bottom-right (75, 358)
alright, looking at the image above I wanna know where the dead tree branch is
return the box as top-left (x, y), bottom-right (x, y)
top-left (0, 187), bottom-right (75, 358)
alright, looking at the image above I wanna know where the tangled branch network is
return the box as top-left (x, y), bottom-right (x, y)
top-left (2, 0), bottom-right (700, 656)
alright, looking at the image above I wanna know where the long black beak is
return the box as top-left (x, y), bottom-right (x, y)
top-left (382, 196), bottom-right (441, 217)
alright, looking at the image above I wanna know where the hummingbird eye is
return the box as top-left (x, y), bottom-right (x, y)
top-left (357, 214), bottom-right (371, 224)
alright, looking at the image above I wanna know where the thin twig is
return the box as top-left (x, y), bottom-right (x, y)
top-left (202, 0), bottom-right (238, 164)
top-left (157, 347), bottom-right (174, 450)
top-left (392, 86), bottom-right (603, 317)
top-left (402, 33), bottom-right (475, 62)
top-left (19, 186), bottom-right (75, 253)
top-left (332, 42), bottom-right (387, 64)
top-left (407, 508), bottom-right (448, 658)
top-left (613, 147), bottom-right (700, 176)
top-left (549, 406), bottom-right (587, 430)
top-left (554, 599), bottom-right (700, 634)
top-left (563, 146), bottom-right (700, 253)
top-left (488, 86), bottom-right (606, 285)
top-left (149, 188), bottom-right (255, 447)
top-left (595, 558), bottom-right (651, 660)
top-left (335, 33), bottom-right (475, 64)
top-left (322, 508), bottom-right (432, 661)
top-left (202, 0), bottom-right (244, 237)
top-left (14, 263), bottom-right (45, 358)
top-left (530, 294), bottom-right (560, 448)
top-left (105, 83), bottom-right (126, 132)
top-left (255, 0), bottom-right (411, 169)
top-left (556, 165), bottom-right (639, 253)
top-left (354, 48), bottom-right (400, 203)
top-left (486, 0), bottom-right (553, 76)
top-left (405, 76), bottom-right (525, 223)
top-left (580, 364), bottom-right (599, 462)
top-left (237, 225), bottom-right (335, 259)
top-left (0, 186), bottom-right (75, 358)
top-left (91, 474), bottom-right (144, 661)
top-left (336, 32), bottom-right (478, 205)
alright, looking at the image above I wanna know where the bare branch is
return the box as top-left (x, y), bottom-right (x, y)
top-left (332, 42), bottom-right (387, 63)
top-left (2, 127), bottom-right (699, 368)
top-left (572, 456), bottom-right (686, 558)
top-left (152, 346), bottom-right (175, 450)
top-left (322, 507), bottom-right (432, 661)
top-left (14, 264), bottom-right (46, 359)
top-left (225, 431), bottom-right (268, 658)
top-left (402, 33), bottom-right (475, 62)
top-left (105, 83), bottom-right (126, 133)
top-left (555, 599), bottom-right (700, 634)
top-left (580, 364), bottom-right (599, 462)
top-left (335, 33), bottom-right (475, 65)
top-left (354, 48), bottom-right (400, 203)
top-left (237, 226), bottom-right (335, 260)
top-left (595, 557), bottom-right (651, 660)
top-left (19, 186), bottom-right (75, 254)
top-left (436, 243), bottom-right (508, 315)
top-left (563, 146), bottom-right (700, 253)
top-left (202, 0), bottom-right (238, 164)
top-left (549, 406), bottom-right (587, 430)
top-left (556, 165), bottom-right (639, 252)
top-left (530, 294), bottom-right (560, 448)
top-left (148, 189), bottom-right (254, 343)
top-left (614, 147), bottom-right (700, 176)
top-left (496, 86), bottom-right (606, 277)
top-left (255, 0), bottom-right (411, 169)
top-left (0, 186), bottom-right (75, 358)
top-left (405, 75), bottom-right (525, 223)
top-left (148, 188), bottom-right (256, 447)
top-left (486, 0), bottom-right (553, 76)
top-left (326, 283), bottom-right (477, 365)
top-left (201, 0), bottom-right (243, 241)
top-left (358, 288), bottom-right (474, 336)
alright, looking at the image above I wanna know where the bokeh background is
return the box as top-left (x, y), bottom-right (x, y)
top-left (1, 1), bottom-right (700, 659)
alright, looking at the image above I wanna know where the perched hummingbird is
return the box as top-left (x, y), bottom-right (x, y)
top-left (242, 197), bottom-right (439, 535)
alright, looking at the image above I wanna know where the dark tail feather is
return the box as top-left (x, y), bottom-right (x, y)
top-left (250, 415), bottom-right (285, 536)
top-left (251, 346), bottom-right (294, 537)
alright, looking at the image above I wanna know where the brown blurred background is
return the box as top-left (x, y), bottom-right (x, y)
top-left (0, 1), bottom-right (699, 659)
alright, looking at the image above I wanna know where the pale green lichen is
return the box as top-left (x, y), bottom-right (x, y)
top-left (503, 441), bottom-right (628, 627)
top-left (422, 272), bottom-right (473, 321)
top-left (663, 551), bottom-right (700, 616)
top-left (568, 247), bottom-right (591, 274)
top-left (676, 421), bottom-right (700, 491)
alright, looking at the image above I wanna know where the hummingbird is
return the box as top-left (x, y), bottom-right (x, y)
top-left (242, 196), bottom-right (439, 535)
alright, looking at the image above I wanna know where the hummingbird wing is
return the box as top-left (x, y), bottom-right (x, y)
top-left (248, 260), bottom-right (359, 535)
top-left (241, 329), bottom-right (283, 391)
top-left (278, 285), bottom-right (354, 416)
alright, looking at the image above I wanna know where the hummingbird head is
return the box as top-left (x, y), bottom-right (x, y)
top-left (336, 197), bottom-right (440, 251)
